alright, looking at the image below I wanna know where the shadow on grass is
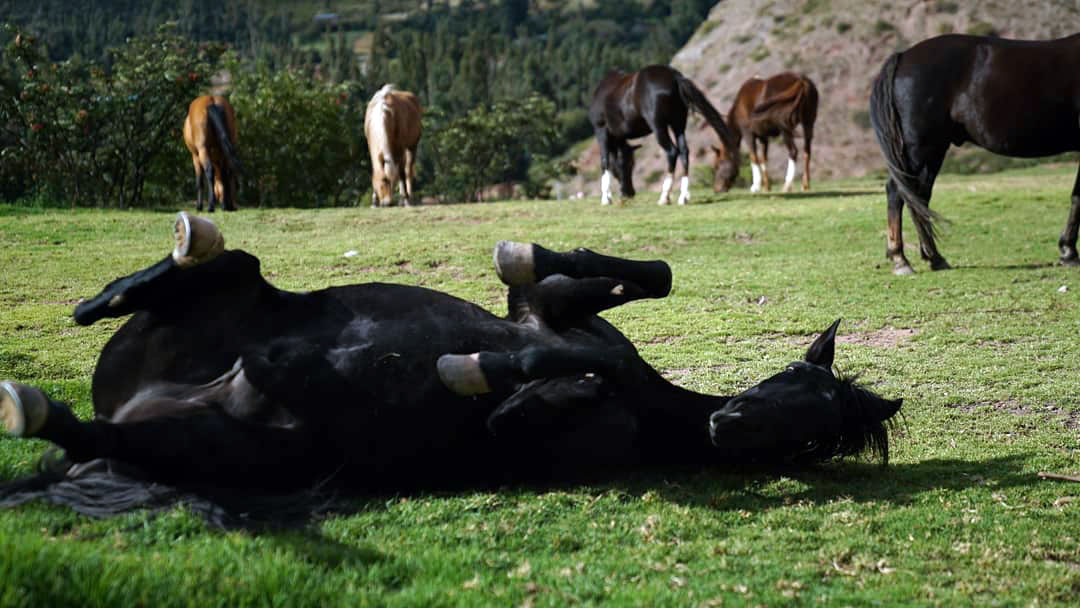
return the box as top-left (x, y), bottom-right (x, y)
top-left (690, 189), bottom-right (876, 206)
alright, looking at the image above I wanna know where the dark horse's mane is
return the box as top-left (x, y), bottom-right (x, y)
top-left (796, 374), bottom-right (897, 465)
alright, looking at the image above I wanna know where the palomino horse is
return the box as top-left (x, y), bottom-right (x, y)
top-left (364, 84), bottom-right (422, 207)
top-left (712, 73), bottom-right (818, 193)
top-left (0, 214), bottom-right (901, 522)
top-left (183, 95), bottom-right (242, 212)
top-left (589, 65), bottom-right (739, 205)
top-left (870, 33), bottom-right (1080, 275)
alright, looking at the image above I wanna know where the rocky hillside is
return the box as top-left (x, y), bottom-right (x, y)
top-left (571, 0), bottom-right (1079, 195)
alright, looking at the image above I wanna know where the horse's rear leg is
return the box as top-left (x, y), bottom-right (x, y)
top-left (907, 145), bottom-right (950, 270)
top-left (508, 275), bottom-right (653, 328)
top-left (759, 138), bottom-right (771, 192)
top-left (437, 343), bottom-right (631, 397)
top-left (403, 147), bottom-right (417, 206)
top-left (781, 131), bottom-right (798, 193)
top-left (493, 241), bottom-right (671, 296)
top-left (747, 135), bottom-right (763, 193)
top-left (1058, 162), bottom-right (1080, 265)
top-left (2, 383), bottom-right (320, 487)
top-left (204, 158), bottom-right (217, 213)
top-left (676, 131), bottom-right (691, 205)
top-left (191, 156), bottom-right (205, 211)
top-left (654, 128), bottom-right (679, 205)
top-left (886, 179), bottom-right (915, 275)
top-left (802, 127), bottom-right (813, 191)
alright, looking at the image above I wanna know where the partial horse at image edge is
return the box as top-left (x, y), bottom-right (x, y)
top-left (364, 84), bottom-right (422, 207)
top-left (869, 33), bottom-right (1080, 274)
top-left (183, 95), bottom-right (242, 212)
top-left (712, 72), bottom-right (818, 193)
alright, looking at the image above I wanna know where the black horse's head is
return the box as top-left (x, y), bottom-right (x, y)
top-left (611, 142), bottom-right (640, 198)
top-left (709, 319), bottom-right (903, 463)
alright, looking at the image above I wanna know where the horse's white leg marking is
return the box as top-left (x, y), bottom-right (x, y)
top-left (783, 158), bottom-right (797, 193)
top-left (658, 173), bottom-right (673, 205)
top-left (601, 170), bottom-right (613, 205)
top-left (677, 176), bottom-right (690, 205)
top-left (750, 163), bottom-right (762, 193)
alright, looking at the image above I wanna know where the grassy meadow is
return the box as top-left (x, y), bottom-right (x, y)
top-left (0, 165), bottom-right (1077, 606)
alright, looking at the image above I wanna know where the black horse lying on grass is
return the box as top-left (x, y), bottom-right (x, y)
top-left (1, 213), bottom-right (902, 523)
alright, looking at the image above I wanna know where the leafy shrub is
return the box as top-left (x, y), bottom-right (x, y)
top-left (227, 66), bottom-right (369, 207)
top-left (966, 22), bottom-right (998, 37)
top-left (0, 24), bottom-right (223, 207)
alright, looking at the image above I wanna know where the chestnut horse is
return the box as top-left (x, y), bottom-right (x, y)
top-left (364, 84), bottom-right (422, 207)
top-left (589, 65), bottom-right (739, 205)
top-left (183, 95), bottom-right (242, 212)
top-left (712, 73), bottom-right (818, 193)
top-left (870, 34), bottom-right (1080, 274)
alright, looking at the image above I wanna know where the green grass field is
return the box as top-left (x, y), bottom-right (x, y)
top-left (0, 166), bottom-right (1077, 607)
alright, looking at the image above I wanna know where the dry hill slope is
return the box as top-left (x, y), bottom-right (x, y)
top-left (571, 0), bottom-right (1079, 196)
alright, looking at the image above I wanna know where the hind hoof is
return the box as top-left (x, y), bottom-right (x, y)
top-left (437, 354), bottom-right (492, 396)
top-left (1, 381), bottom-right (48, 437)
top-left (173, 211), bottom-right (225, 268)
top-left (493, 241), bottom-right (537, 286)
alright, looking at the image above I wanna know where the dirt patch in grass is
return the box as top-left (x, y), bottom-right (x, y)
top-left (785, 327), bottom-right (917, 348)
top-left (948, 399), bottom-right (1079, 429)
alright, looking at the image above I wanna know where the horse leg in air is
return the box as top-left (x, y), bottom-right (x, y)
top-left (781, 131), bottom-right (798, 193)
top-left (0, 382), bottom-right (319, 487)
top-left (492, 241), bottom-right (671, 296)
top-left (655, 127), bottom-right (678, 205)
top-left (676, 131), bottom-right (691, 205)
top-left (1058, 163), bottom-right (1080, 265)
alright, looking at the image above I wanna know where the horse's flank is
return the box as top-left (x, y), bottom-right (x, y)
top-left (364, 84), bottom-right (422, 207)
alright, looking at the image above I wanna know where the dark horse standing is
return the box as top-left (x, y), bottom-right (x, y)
top-left (589, 65), bottom-right (739, 205)
top-left (712, 73), bottom-right (819, 194)
top-left (870, 33), bottom-right (1080, 275)
top-left (1, 214), bottom-right (901, 522)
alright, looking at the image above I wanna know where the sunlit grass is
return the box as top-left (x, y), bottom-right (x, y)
top-left (0, 165), bottom-right (1077, 606)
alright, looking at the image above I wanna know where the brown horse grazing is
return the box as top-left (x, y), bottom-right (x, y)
top-left (183, 95), bottom-right (242, 212)
top-left (870, 33), bottom-right (1080, 275)
top-left (589, 65), bottom-right (739, 205)
top-left (712, 73), bottom-right (818, 194)
top-left (364, 84), bottom-right (422, 207)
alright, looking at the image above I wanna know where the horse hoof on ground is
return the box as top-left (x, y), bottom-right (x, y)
top-left (437, 354), bottom-right (491, 396)
top-left (493, 241), bottom-right (536, 286)
top-left (173, 211), bottom-right (225, 269)
top-left (1059, 256), bottom-right (1080, 267)
top-left (892, 264), bottom-right (915, 276)
top-left (930, 259), bottom-right (952, 271)
top-left (0, 381), bottom-right (48, 437)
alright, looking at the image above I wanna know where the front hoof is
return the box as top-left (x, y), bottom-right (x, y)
top-left (173, 211), bottom-right (225, 269)
top-left (893, 264), bottom-right (915, 276)
top-left (1, 381), bottom-right (48, 437)
top-left (1059, 255), bottom-right (1080, 267)
top-left (493, 241), bottom-right (536, 286)
top-left (437, 354), bottom-right (492, 396)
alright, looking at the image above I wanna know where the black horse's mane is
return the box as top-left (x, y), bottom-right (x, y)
top-left (792, 374), bottom-right (899, 466)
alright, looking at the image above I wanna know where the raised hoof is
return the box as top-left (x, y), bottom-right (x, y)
top-left (493, 241), bottom-right (536, 286)
top-left (437, 354), bottom-right (492, 396)
top-left (173, 211), bottom-right (225, 269)
top-left (1, 381), bottom-right (48, 437)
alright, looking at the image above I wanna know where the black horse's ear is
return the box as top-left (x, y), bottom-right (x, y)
top-left (805, 318), bottom-right (841, 369)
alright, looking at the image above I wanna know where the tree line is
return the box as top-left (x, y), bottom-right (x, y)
top-left (0, 0), bottom-right (713, 207)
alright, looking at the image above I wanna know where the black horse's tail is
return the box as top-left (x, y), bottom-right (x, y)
top-left (869, 52), bottom-right (944, 237)
top-left (0, 456), bottom-right (341, 529)
top-left (207, 104), bottom-right (244, 176)
top-left (673, 71), bottom-right (739, 156)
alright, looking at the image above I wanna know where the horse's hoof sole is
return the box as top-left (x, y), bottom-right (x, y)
top-left (1, 381), bottom-right (46, 437)
top-left (437, 354), bottom-right (492, 396)
top-left (493, 241), bottom-right (536, 286)
top-left (172, 212), bottom-right (225, 268)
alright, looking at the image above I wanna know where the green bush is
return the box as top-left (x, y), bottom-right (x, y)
top-left (227, 66), bottom-right (369, 207)
top-left (0, 24), bottom-right (223, 207)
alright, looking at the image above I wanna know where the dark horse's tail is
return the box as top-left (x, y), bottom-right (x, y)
top-left (673, 71), bottom-right (739, 159)
top-left (869, 52), bottom-right (944, 238)
top-left (207, 104), bottom-right (245, 176)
